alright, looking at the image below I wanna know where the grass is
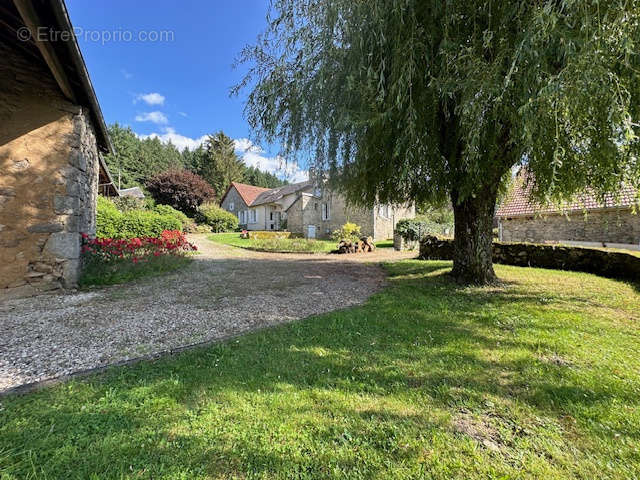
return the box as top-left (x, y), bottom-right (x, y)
top-left (209, 232), bottom-right (337, 253)
top-left (209, 232), bottom-right (394, 253)
top-left (2, 261), bottom-right (640, 479)
top-left (79, 254), bottom-right (193, 287)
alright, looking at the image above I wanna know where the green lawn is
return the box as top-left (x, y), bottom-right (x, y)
top-left (208, 232), bottom-right (393, 253)
top-left (2, 261), bottom-right (639, 479)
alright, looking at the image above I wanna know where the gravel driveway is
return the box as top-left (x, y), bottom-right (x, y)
top-left (0, 235), bottom-right (415, 393)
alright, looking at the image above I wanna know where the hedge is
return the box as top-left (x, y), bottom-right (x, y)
top-left (96, 197), bottom-right (181, 239)
top-left (198, 203), bottom-right (239, 233)
top-left (419, 235), bottom-right (640, 282)
top-left (247, 231), bottom-right (294, 240)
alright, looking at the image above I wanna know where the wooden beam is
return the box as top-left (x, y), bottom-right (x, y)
top-left (12, 0), bottom-right (76, 102)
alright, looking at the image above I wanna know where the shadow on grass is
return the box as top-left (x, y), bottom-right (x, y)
top-left (1, 258), bottom-right (639, 478)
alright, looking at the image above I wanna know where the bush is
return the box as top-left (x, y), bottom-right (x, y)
top-left (153, 204), bottom-right (191, 229)
top-left (146, 170), bottom-right (215, 216)
top-left (199, 203), bottom-right (239, 232)
top-left (396, 218), bottom-right (452, 242)
top-left (247, 231), bottom-right (293, 240)
top-left (112, 196), bottom-right (144, 212)
top-left (96, 197), bottom-right (181, 239)
top-left (331, 222), bottom-right (361, 242)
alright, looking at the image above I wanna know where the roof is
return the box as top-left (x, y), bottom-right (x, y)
top-left (6, 0), bottom-right (113, 154)
top-left (497, 175), bottom-right (639, 218)
top-left (119, 187), bottom-right (145, 199)
top-left (3, 0), bottom-right (118, 196)
top-left (251, 181), bottom-right (312, 206)
top-left (220, 182), bottom-right (271, 207)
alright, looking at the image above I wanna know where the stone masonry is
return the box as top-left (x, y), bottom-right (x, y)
top-left (0, 38), bottom-right (100, 297)
top-left (500, 209), bottom-right (640, 246)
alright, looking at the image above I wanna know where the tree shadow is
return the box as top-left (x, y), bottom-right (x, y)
top-left (1, 257), bottom-right (639, 478)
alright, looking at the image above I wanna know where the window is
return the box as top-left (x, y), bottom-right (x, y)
top-left (250, 209), bottom-right (257, 223)
top-left (379, 204), bottom-right (391, 219)
top-left (321, 203), bottom-right (330, 221)
top-left (239, 210), bottom-right (249, 224)
top-left (229, 202), bottom-right (235, 211)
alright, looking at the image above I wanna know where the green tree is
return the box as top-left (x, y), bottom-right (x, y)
top-left (104, 124), bottom-right (185, 189)
top-left (201, 131), bottom-right (245, 198)
top-left (236, 0), bottom-right (640, 284)
top-left (244, 165), bottom-right (288, 188)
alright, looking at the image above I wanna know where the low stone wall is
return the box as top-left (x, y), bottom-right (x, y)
top-left (419, 236), bottom-right (640, 282)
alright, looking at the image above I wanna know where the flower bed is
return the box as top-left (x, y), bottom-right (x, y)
top-left (80, 230), bottom-right (197, 286)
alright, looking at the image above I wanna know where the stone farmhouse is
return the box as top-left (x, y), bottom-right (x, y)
top-left (1, 0), bottom-right (118, 298)
top-left (497, 176), bottom-right (639, 249)
top-left (220, 178), bottom-right (414, 240)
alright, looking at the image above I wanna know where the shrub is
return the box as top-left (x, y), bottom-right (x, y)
top-left (153, 204), bottom-right (191, 229)
top-left (112, 196), bottom-right (144, 212)
top-left (247, 231), bottom-right (293, 240)
top-left (96, 197), bottom-right (182, 239)
top-left (395, 218), bottom-right (452, 242)
top-left (199, 203), bottom-right (239, 232)
top-left (331, 222), bottom-right (361, 242)
top-left (146, 170), bottom-right (215, 216)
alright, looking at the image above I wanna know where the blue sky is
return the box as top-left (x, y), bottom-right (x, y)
top-left (66, 0), bottom-right (307, 182)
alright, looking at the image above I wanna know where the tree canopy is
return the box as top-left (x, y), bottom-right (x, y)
top-left (105, 125), bottom-right (288, 196)
top-left (236, 0), bottom-right (640, 283)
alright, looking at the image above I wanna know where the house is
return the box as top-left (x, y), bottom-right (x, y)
top-left (220, 177), bottom-right (414, 240)
top-left (496, 176), bottom-right (640, 249)
top-left (119, 187), bottom-right (146, 199)
top-left (0, 0), bottom-right (118, 298)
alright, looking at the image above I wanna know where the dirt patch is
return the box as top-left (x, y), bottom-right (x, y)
top-left (452, 412), bottom-right (503, 452)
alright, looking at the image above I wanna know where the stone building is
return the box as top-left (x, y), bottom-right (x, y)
top-left (220, 178), bottom-right (414, 240)
top-left (496, 176), bottom-right (639, 249)
top-left (1, 0), bottom-right (118, 298)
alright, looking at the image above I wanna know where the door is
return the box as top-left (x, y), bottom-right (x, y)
top-left (307, 225), bottom-right (316, 239)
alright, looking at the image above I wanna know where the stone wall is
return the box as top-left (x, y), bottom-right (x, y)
top-left (418, 236), bottom-right (640, 282)
top-left (500, 209), bottom-right (640, 246)
top-left (0, 39), bottom-right (100, 297)
top-left (220, 188), bottom-right (247, 222)
top-left (374, 203), bottom-right (415, 241)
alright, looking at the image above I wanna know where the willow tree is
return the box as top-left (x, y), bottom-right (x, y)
top-left (235, 1), bottom-right (640, 283)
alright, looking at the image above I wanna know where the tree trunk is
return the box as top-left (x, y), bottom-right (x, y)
top-left (450, 185), bottom-right (498, 285)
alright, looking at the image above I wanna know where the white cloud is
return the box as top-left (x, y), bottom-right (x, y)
top-left (137, 129), bottom-right (308, 181)
top-left (233, 138), bottom-right (264, 154)
top-left (178, 111), bottom-right (188, 117)
top-left (138, 127), bottom-right (208, 151)
top-left (135, 92), bottom-right (165, 106)
top-left (121, 69), bottom-right (133, 79)
top-left (135, 111), bottom-right (169, 124)
top-left (240, 148), bottom-right (308, 183)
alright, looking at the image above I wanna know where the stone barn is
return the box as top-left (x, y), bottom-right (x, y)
top-left (1, 0), bottom-right (118, 298)
top-left (497, 176), bottom-right (639, 249)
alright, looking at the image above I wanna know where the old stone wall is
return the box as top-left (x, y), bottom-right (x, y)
top-left (418, 236), bottom-right (640, 282)
top-left (500, 209), bottom-right (640, 245)
top-left (0, 39), bottom-right (100, 297)
top-left (220, 188), bottom-right (247, 221)
top-left (374, 203), bottom-right (415, 241)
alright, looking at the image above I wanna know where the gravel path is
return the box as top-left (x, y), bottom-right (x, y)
top-left (0, 236), bottom-right (415, 393)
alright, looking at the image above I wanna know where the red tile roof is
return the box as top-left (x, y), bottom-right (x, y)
top-left (496, 176), bottom-right (638, 218)
top-left (222, 182), bottom-right (271, 206)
